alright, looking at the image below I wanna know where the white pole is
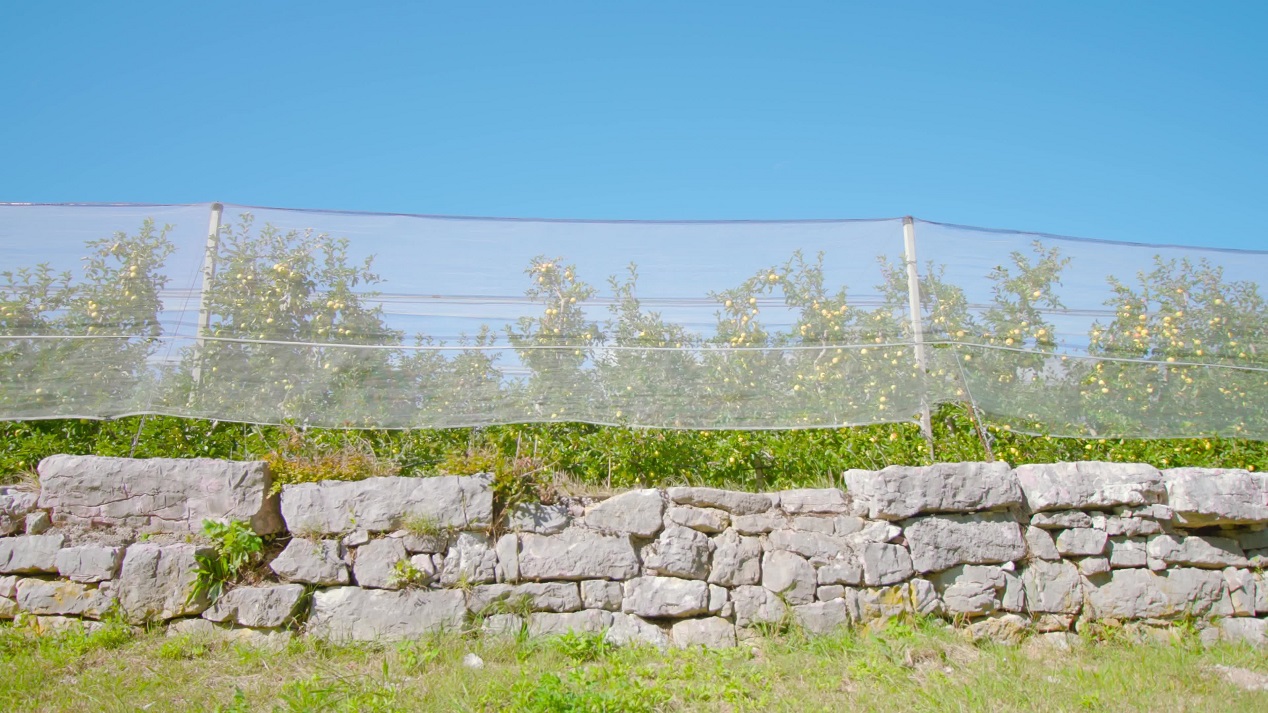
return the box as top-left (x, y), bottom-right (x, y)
top-left (903, 216), bottom-right (934, 457)
top-left (190, 202), bottom-right (223, 389)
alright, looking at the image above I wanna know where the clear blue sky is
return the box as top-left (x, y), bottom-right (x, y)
top-left (2, 1), bottom-right (1264, 249)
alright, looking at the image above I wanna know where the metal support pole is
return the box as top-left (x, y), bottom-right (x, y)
top-left (190, 202), bottom-right (224, 389)
top-left (903, 217), bottom-right (935, 458)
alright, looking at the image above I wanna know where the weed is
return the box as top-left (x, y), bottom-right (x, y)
top-left (388, 558), bottom-right (430, 589)
top-left (189, 519), bottom-right (264, 605)
top-left (548, 630), bottom-right (613, 663)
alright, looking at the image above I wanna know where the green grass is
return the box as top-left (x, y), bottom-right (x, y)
top-left (2, 618), bottom-right (1266, 712)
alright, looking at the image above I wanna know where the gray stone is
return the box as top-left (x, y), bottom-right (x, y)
top-left (1121, 504), bottom-right (1173, 521)
top-left (1030, 511), bottom-right (1094, 530)
top-left (0, 597), bottom-right (16, 619)
top-left (584, 489), bottom-right (664, 537)
top-left (1056, 528), bottom-right (1108, 557)
top-left (709, 584), bottom-right (729, 614)
top-left (1108, 537), bottom-right (1148, 568)
top-left (440, 532), bottom-right (498, 586)
top-left (581, 580), bottom-right (624, 611)
top-left (527, 610), bottom-right (613, 637)
top-left (15, 579), bottom-right (116, 618)
top-left (761, 550), bottom-right (816, 604)
top-left (766, 528), bottom-right (850, 562)
top-left (903, 513), bottom-right (1026, 573)
top-left (731, 512), bottom-right (786, 535)
top-left (907, 579), bottom-right (939, 615)
top-left (1020, 559), bottom-right (1082, 614)
top-left (817, 560), bottom-right (864, 586)
top-left (1257, 572), bottom-right (1268, 615)
top-left (494, 533), bottom-right (519, 583)
top-left (834, 516), bottom-right (866, 536)
top-left (1146, 534), bottom-right (1247, 568)
top-left (1103, 516), bottom-right (1161, 537)
top-left (279, 473), bottom-right (493, 535)
top-left (778, 489), bottom-right (850, 514)
top-left (966, 613), bottom-right (1028, 644)
top-left (507, 502), bottom-right (571, 535)
top-left (849, 584), bottom-right (911, 622)
top-left (789, 516), bottom-right (835, 534)
top-left (37, 455), bottom-right (282, 534)
top-left (1164, 468), bottom-right (1268, 527)
top-left (665, 487), bottom-right (774, 515)
top-left (622, 576), bottom-right (709, 618)
top-left (202, 584), bottom-right (305, 628)
top-left (731, 585), bottom-right (788, 627)
top-left (1025, 526), bottom-right (1061, 561)
top-left (605, 612), bottom-right (669, 648)
top-left (1001, 571), bottom-right (1025, 612)
top-left (707, 529), bottom-right (761, 587)
top-left (352, 538), bottom-right (409, 589)
top-left (1216, 618), bottom-right (1268, 647)
top-left (1081, 568), bottom-right (1225, 619)
top-left (1078, 557), bottom-right (1111, 576)
top-left (407, 554), bottom-right (439, 583)
top-left (1015, 462), bottom-right (1165, 512)
top-left (117, 543), bottom-right (213, 623)
top-left (343, 529), bottom-right (371, 548)
top-left (934, 565), bottom-right (1005, 616)
top-left (465, 584), bottom-right (515, 614)
top-left (1223, 568), bottom-right (1256, 617)
top-left (0, 575), bottom-right (16, 598)
top-left (307, 587), bottom-right (466, 641)
top-left (861, 542), bottom-right (914, 586)
top-left (482, 613), bottom-right (525, 637)
top-left (514, 582), bottom-right (582, 613)
top-left (0, 490), bottom-right (39, 535)
top-left (817, 584), bottom-right (846, 602)
top-left (24, 511), bottom-right (51, 535)
top-left (0, 534), bottom-right (64, 573)
top-left (672, 617), bottom-right (737, 648)
top-left (792, 600), bottom-right (850, 634)
top-left (844, 462), bottom-right (1021, 520)
top-left (56, 545), bottom-right (125, 583)
top-left (270, 539), bottom-right (349, 585)
top-left (666, 506), bottom-right (729, 533)
top-left (642, 525), bottom-right (711, 580)
top-left (518, 529), bottom-right (640, 581)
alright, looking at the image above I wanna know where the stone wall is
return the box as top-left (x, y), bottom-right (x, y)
top-left (2, 456), bottom-right (1267, 648)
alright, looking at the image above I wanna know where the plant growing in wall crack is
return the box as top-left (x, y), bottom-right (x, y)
top-left (188, 519), bottom-right (264, 604)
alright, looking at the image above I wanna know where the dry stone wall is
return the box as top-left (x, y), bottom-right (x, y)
top-left (2, 456), bottom-right (1267, 648)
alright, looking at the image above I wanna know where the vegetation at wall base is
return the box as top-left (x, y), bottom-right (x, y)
top-left (1, 616), bottom-right (1266, 711)
top-left (1, 403), bottom-right (1264, 493)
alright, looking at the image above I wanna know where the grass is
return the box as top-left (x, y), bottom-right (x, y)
top-left (1, 618), bottom-right (1266, 712)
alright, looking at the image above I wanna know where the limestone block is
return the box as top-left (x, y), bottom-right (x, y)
top-left (518, 529), bottom-right (640, 581)
top-left (903, 513), bottom-right (1025, 573)
top-left (307, 587), bottom-right (466, 641)
top-left (1103, 516), bottom-right (1161, 537)
top-left (642, 524), bottom-right (711, 580)
top-left (792, 600), bottom-right (850, 634)
top-left (0, 490), bottom-right (39, 536)
top-left (666, 506), bottom-right (729, 534)
top-left (581, 580), bottom-right (624, 611)
top-left (1081, 568), bottom-right (1225, 619)
top-left (1108, 537), bottom-right (1148, 569)
top-left (1056, 528), bottom-right (1108, 557)
top-left (507, 502), bottom-right (571, 535)
top-left (1146, 534), bottom-right (1247, 568)
top-left (622, 576), bottom-right (709, 618)
top-left (778, 489), bottom-right (850, 515)
top-left (848, 583), bottom-right (911, 622)
top-left (817, 560), bottom-right (864, 587)
top-left (0, 534), bottom-right (64, 574)
top-left (731, 512), bottom-right (786, 535)
top-left (605, 612), bottom-right (670, 648)
top-left (440, 532), bottom-right (498, 586)
top-left (708, 529), bottom-right (762, 587)
top-left (514, 582), bottom-right (583, 613)
top-left (353, 538), bottom-right (410, 589)
top-left (1025, 526), bottom-right (1061, 561)
top-left (1077, 557), bottom-right (1110, 576)
top-left (934, 565), bottom-right (1005, 616)
top-left (584, 489), bottom-right (664, 537)
top-left (1019, 559), bottom-right (1082, 614)
top-left (1223, 567), bottom-right (1256, 617)
top-left (731, 585), bottom-right (788, 627)
top-left (1030, 511), bottom-right (1094, 530)
top-left (37, 455), bottom-right (282, 534)
top-left (24, 511), bottom-right (51, 535)
top-left (1215, 618), bottom-right (1268, 647)
top-left (1015, 462), bottom-right (1165, 512)
top-left (389, 530), bottom-right (450, 554)
top-left (202, 583), bottom-right (306, 628)
top-left (789, 516), bottom-right (835, 534)
top-left (56, 545), bottom-right (125, 583)
top-left (761, 550), bottom-right (816, 604)
top-left (270, 539), bottom-right (349, 586)
top-left (672, 617), bottom-right (737, 648)
top-left (911, 578), bottom-right (942, 615)
top-left (861, 542), bottom-right (913, 586)
top-left (665, 487), bottom-right (774, 516)
top-left (844, 462), bottom-right (1021, 520)
top-left (15, 579), bottom-right (116, 618)
top-left (1164, 467), bottom-right (1268, 527)
top-left (817, 584), bottom-right (846, 602)
top-left (117, 543), bottom-right (213, 623)
top-left (494, 533), bottom-right (519, 584)
top-left (280, 474), bottom-right (493, 535)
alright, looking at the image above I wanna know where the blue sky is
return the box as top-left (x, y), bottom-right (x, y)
top-left (2, 1), bottom-right (1264, 249)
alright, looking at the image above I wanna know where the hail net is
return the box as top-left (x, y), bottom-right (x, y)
top-left (2, 203), bottom-right (1266, 438)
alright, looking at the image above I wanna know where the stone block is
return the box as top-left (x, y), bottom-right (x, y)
top-left (584, 489), bottom-right (664, 537)
top-left (0, 534), bottom-right (64, 574)
top-left (15, 579), bottom-right (116, 618)
top-left (666, 506), bottom-right (729, 533)
top-left (518, 529), bottom-right (640, 581)
top-left (778, 489), bottom-right (850, 515)
top-left (708, 529), bottom-right (761, 587)
top-left (672, 617), bottom-right (737, 648)
top-left (307, 587), bottom-right (466, 641)
top-left (761, 550), bottom-right (816, 604)
top-left (507, 502), bottom-right (571, 535)
top-left (903, 513), bottom-right (1025, 573)
top-left (440, 532), bottom-right (497, 586)
top-left (202, 583), bottom-right (306, 628)
top-left (844, 462), bottom-right (1021, 520)
top-left (1164, 468), bottom-right (1268, 527)
top-left (666, 487), bottom-right (774, 516)
top-left (56, 545), bottom-right (125, 583)
top-left (1015, 462), bottom-right (1165, 512)
top-left (641, 524), bottom-right (711, 580)
top-left (117, 543), bottom-right (213, 623)
top-left (622, 576), bottom-right (709, 618)
top-left (861, 542), bottom-right (914, 586)
top-left (352, 538), bottom-right (410, 589)
top-left (1056, 528), bottom-right (1108, 557)
top-left (279, 474), bottom-right (492, 535)
top-left (270, 539), bottom-right (349, 586)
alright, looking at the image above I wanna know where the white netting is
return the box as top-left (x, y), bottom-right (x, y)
top-left (2, 203), bottom-right (1266, 437)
